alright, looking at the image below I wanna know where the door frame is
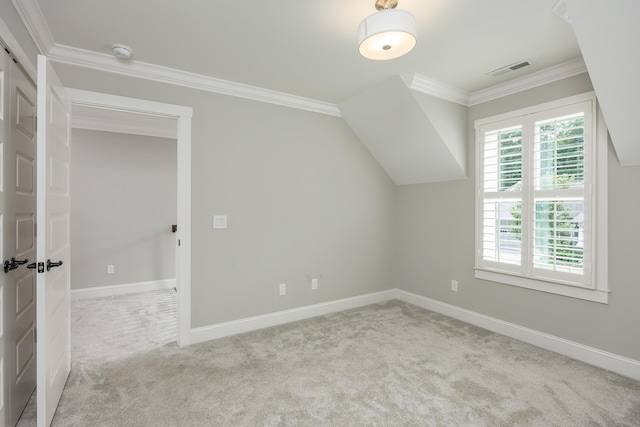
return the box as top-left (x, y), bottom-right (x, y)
top-left (66, 88), bottom-right (193, 346)
top-left (0, 9), bottom-right (193, 346)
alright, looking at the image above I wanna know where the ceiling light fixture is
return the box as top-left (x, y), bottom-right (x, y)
top-left (112, 44), bottom-right (133, 59)
top-left (358, 0), bottom-right (416, 61)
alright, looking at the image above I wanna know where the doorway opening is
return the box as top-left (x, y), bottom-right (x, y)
top-left (66, 89), bottom-right (192, 346)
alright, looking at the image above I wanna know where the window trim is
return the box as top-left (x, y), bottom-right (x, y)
top-left (474, 92), bottom-right (609, 304)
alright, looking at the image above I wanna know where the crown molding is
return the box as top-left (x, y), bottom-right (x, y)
top-left (0, 14), bottom-right (37, 80)
top-left (401, 73), bottom-right (471, 106)
top-left (11, 0), bottom-right (54, 54)
top-left (12, 0), bottom-right (585, 114)
top-left (48, 44), bottom-right (342, 117)
top-left (50, 42), bottom-right (586, 115)
top-left (404, 58), bottom-right (587, 107)
top-left (468, 57), bottom-right (587, 106)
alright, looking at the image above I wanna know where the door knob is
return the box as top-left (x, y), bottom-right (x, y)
top-left (4, 260), bottom-right (18, 273)
top-left (46, 259), bottom-right (64, 271)
top-left (4, 258), bottom-right (28, 273)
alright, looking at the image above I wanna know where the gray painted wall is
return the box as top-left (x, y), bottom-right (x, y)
top-left (70, 129), bottom-right (177, 289)
top-left (7, 5), bottom-right (637, 361)
top-left (54, 63), bottom-right (396, 328)
top-left (394, 73), bottom-right (640, 361)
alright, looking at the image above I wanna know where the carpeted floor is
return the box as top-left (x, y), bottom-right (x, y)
top-left (17, 290), bottom-right (640, 426)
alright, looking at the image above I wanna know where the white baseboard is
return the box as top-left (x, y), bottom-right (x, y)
top-left (188, 287), bottom-right (640, 381)
top-left (188, 290), bottom-right (395, 345)
top-left (393, 289), bottom-right (640, 381)
top-left (71, 279), bottom-right (176, 300)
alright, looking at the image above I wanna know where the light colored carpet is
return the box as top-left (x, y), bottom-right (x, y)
top-left (18, 290), bottom-right (640, 426)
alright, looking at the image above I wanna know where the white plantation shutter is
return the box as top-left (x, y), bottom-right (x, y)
top-left (480, 122), bottom-right (523, 272)
top-left (476, 96), bottom-right (595, 290)
top-left (531, 107), bottom-right (592, 286)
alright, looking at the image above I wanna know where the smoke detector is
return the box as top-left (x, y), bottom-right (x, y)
top-left (112, 44), bottom-right (133, 59)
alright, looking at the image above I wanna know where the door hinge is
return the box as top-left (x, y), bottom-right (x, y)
top-left (34, 328), bottom-right (37, 343)
top-left (34, 223), bottom-right (37, 237)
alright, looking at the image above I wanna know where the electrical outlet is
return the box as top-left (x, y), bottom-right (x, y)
top-left (279, 283), bottom-right (286, 296)
top-left (107, 264), bottom-right (115, 274)
top-left (451, 280), bottom-right (458, 292)
top-left (311, 278), bottom-right (318, 290)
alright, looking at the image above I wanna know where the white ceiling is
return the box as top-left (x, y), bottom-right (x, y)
top-left (24, 0), bottom-right (581, 105)
top-left (14, 1), bottom-right (640, 170)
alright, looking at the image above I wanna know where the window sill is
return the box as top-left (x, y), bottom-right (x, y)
top-left (475, 269), bottom-right (609, 304)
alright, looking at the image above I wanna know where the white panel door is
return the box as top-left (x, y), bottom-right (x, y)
top-left (36, 55), bottom-right (71, 427)
top-left (9, 53), bottom-right (38, 426)
top-left (1, 48), bottom-right (38, 426)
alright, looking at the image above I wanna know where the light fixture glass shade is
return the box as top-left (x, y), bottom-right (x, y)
top-left (358, 9), bottom-right (416, 60)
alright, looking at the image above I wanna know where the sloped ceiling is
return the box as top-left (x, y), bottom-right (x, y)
top-left (340, 75), bottom-right (467, 185)
top-left (564, 0), bottom-right (640, 167)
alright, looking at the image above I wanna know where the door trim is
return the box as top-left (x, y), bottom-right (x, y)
top-left (66, 88), bottom-right (193, 346)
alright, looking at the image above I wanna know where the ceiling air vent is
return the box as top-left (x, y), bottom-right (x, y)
top-left (552, 0), bottom-right (572, 24)
top-left (487, 59), bottom-right (535, 77)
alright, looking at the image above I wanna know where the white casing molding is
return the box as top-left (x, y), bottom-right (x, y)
top-left (66, 88), bottom-right (193, 348)
top-left (71, 105), bottom-right (178, 139)
top-left (70, 279), bottom-right (176, 300)
top-left (187, 288), bottom-right (640, 382)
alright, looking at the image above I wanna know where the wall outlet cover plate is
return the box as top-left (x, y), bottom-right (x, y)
top-left (213, 215), bottom-right (228, 229)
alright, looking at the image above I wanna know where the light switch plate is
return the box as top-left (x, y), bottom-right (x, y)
top-left (213, 215), bottom-right (228, 229)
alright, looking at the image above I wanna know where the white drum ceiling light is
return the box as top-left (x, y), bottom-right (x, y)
top-left (358, 0), bottom-right (416, 60)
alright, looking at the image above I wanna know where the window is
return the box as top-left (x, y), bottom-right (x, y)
top-left (475, 93), bottom-right (608, 303)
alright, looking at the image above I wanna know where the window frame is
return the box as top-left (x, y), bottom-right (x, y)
top-left (474, 92), bottom-right (609, 303)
